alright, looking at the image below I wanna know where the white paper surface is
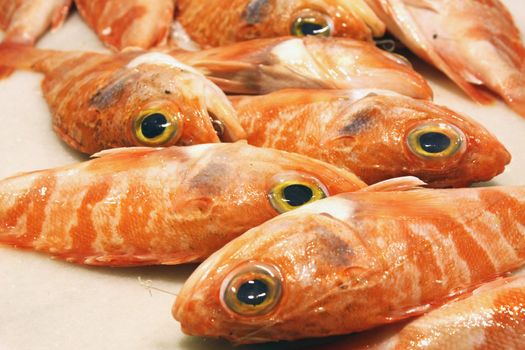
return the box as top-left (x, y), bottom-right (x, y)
top-left (0, 2), bottom-right (524, 349)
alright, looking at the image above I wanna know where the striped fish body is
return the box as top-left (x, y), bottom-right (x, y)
top-left (75, 0), bottom-right (174, 50)
top-left (172, 36), bottom-right (433, 99)
top-left (0, 45), bottom-right (245, 154)
top-left (173, 185), bottom-right (525, 343)
top-left (0, 143), bottom-right (365, 266)
top-left (230, 89), bottom-right (510, 187)
top-left (303, 272), bottom-right (525, 350)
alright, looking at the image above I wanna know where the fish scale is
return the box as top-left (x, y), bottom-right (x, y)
top-left (0, 143), bottom-right (365, 266)
top-left (172, 183), bottom-right (525, 343)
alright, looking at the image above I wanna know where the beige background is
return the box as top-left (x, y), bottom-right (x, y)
top-left (0, 1), bottom-right (524, 349)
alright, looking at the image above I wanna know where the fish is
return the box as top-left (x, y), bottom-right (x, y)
top-left (74, 0), bottom-right (174, 51)
top-left (174, 0), bottom-right (385, 48)
top-left (172, 179), bottom-right (525, 343)
top-left (0, 142), bottom-right (366, 266)
top-left (0, 0), bottom-right (71, 45)
top-left (230, 89), bottom-right (510, 187)
top-left (0, 0), bottom-right (72, 77)
top-left (0, 45), bottom-right (246, 154)
top-left (301, 270), bottom-right (525, 350)
top-left (364, 0), bottom-right (525, 117)
top-left (173, 36), bottom-right (433, 99)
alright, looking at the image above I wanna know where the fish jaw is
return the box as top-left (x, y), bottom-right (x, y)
top-left (75, 0), bottom-right (174, 50)
top-left (173, 212), bottom-right (383, 343)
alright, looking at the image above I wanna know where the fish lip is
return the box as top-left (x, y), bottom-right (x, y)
top-left (204, 85), bottom-right (247, 142)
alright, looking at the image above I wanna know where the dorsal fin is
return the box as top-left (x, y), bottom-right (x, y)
top-left (91, 147), bottom-right (162, 159)
top-left (360, 176), bottom-right (427, 192)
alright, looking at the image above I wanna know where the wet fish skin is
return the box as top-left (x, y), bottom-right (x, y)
top-left (0, 143), bottom-right (365, 266)
top-left (231, 89), bottom-right (510, 187)
top-left (173, 183), bottom-right (525, 343)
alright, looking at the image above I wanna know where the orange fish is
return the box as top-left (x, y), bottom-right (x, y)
top-left (174, 0), bottom-right (385, 48)
top-left (0, 0), bottom-right (71, 45)
top-left (173, 36), bottom-right (433, 99)
top-left (365, 0), bottom-right (525, 117)
top-left (231, 89), bottom-right (510, 187)
top-left (173, 179), bottom-right (525, 343)
top-left (0, 142), bottom-right (365, 266)
top-left (75, 0), bottom-right (174, 51)
top-left (0, 45), bottom-right (245, 154)
top-left (0, 0), bottom-right (72, 77)
top-left (301, 271), bottom-right (525, 350)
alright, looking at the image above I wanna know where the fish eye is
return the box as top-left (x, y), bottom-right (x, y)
top-left (407, 122), bottom-right (465, 159)
top-left (133, 109), bottom-right (182, 146)
top-left (269, 176), bottom-right (327, 213)
top-left (220, 262), bottom-right (283, 317)
top-left (291, 12), bottom-right (333, 37)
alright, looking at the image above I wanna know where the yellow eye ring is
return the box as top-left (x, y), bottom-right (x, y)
top-left (269, 179), bottom-right (327, 214)
top-left (407, 122), bottom-right (465, 159)
top-left (291, 12), bottom-right (333, 37)
top-left (133, 109), bottom-right (182, 146)
top-left (220, 261), bottom-right (283, 317)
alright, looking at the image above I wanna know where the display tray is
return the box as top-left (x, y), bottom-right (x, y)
top-left (1, 1), bottom-right (524, 349)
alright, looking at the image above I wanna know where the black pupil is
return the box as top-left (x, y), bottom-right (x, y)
top-left (141, 113), bottom-right (169, 139)
top-left (283, 184), bottom-right (314, 207)
top-left (237, 279), bottom-right (269, 306)
top-left (419, 132), bottom-right (451, 153)
top-left (300, 22), bottom-right (326, 36)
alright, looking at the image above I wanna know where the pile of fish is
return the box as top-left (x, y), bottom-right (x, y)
top-left (0, 0), bottom-right (524, 348)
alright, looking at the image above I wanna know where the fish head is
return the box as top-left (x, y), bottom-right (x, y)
top-left (237, 0), bottom-right (384, 42)
top-left (172, 205), bottom-right (381, 343)
top-left (90, 53), bottom-right (245, 150)
top-left (324, 93), bottom-right (511, 187)
top-left (168, 142), bottom-right (365, 252)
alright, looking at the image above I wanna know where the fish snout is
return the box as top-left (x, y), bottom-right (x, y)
top-left (204, 84), bottom-right (246, 142)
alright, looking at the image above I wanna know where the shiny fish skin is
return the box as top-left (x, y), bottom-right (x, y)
top-left (0, 0), bottom-right (71, 45)
top-left (172, 36), bottom-right (433, 99)
top-left (231, 89), bottom-right (510, 187)
top-left (175, 0), bottom-right (384, 48)
top-left (0, 143), bottom-right (365, 266)
top-left (365, 0), bottom-right (525, 117)
top-left (303, 272), bottom-right (525, 350)
top-left (75, 0), bottom-right (174, 51)
top-left (173, 184), bottom-right (525, 343)
top-left (0, 45), bottom-right (246, 153)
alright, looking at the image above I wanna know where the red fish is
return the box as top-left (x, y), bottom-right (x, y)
top-left (173, 180), bottom-right (525, 343)
top-left (0, 143), bottom-right (365, 266)
top-left (231, 89), bottom-right (510, 187)
top-left (0, 45), bottom-right (245, 154)
top-left (365, 0), bottom-right (525, 117)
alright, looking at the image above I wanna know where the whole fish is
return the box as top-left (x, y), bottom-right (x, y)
top-left (0, 0), bottom-right (72, 77)
top-left (75, 0), bottom-right (174, 51)
top-left (302, 271), bottom-right (525, 350)
top-left (173, 179), bottom-right (525, 343)
top-left (231, 89), bottom-right (510, 187)
top-left (173, 36), bottom-right (433, 99)
top-left (0, 142), bottom-right (365, 266)
top-left (174, 0), bottom-right (385, 48)
top-left (365, 0), bottom-right (525, 117)
top-left (0, 45), bottom-right (245, 154)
